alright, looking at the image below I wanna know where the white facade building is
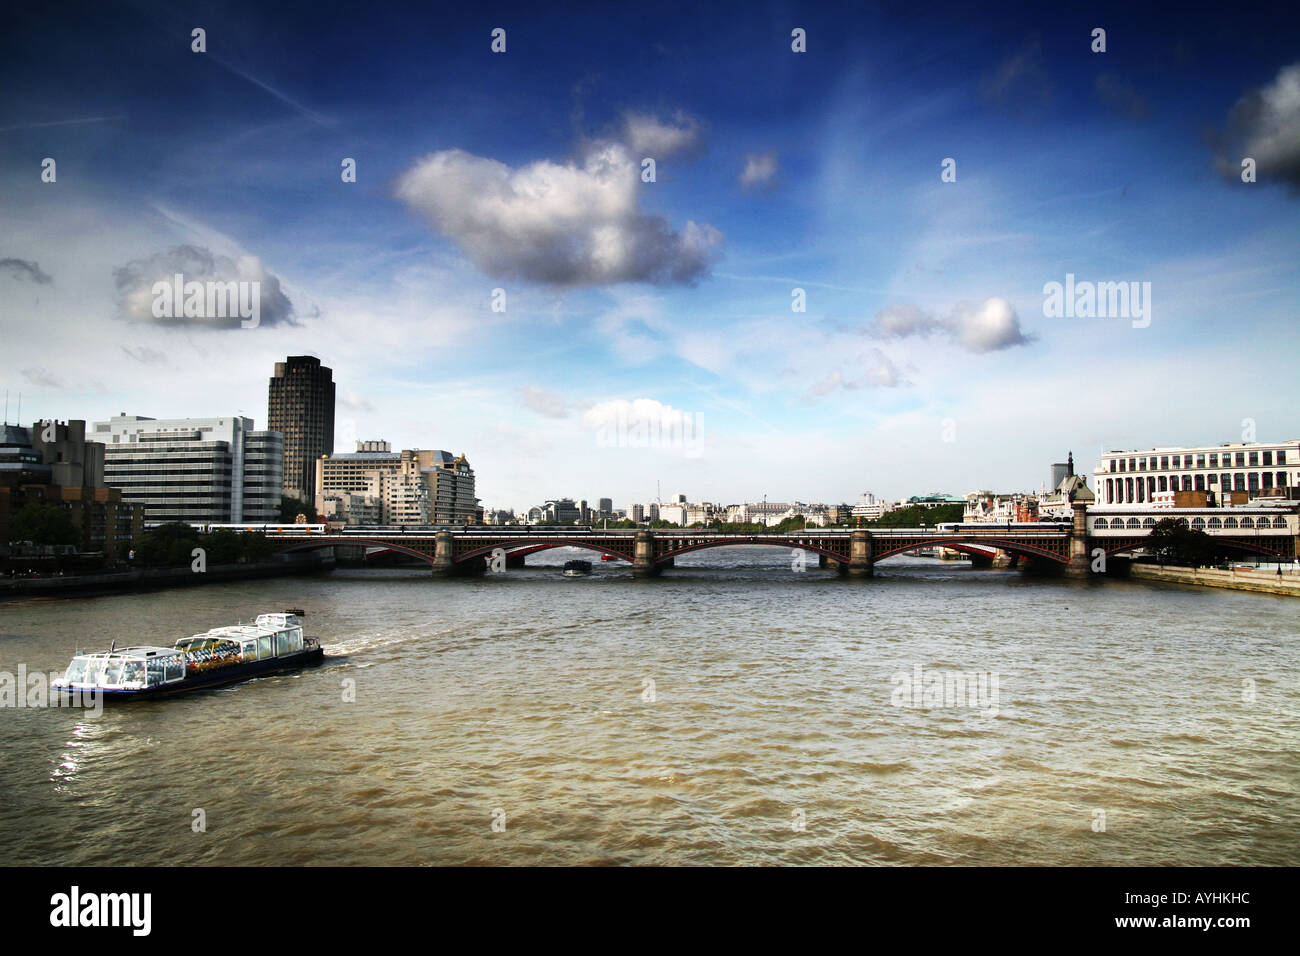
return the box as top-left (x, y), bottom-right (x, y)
top-left (93, 414), bottom-right (283, 527)
top-left (1094, 441), bottom-right (1298, 507)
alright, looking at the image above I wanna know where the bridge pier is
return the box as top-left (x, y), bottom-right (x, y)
top-left (968, 553), bottom-right (993, 569)
top-left (431, 530), bottom-right (455, 577)
top-left (633, 530), bottom-right (661, 578)
top-left (506, 552), bottom-right (527, 569)
top-left (847, 529), bottom-right (874, 578)
top-left (1064, 502), bottom-right (1092, 577)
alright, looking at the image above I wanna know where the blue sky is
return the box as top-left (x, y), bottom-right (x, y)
top-left (2, 0), bottom-right (1298, 511)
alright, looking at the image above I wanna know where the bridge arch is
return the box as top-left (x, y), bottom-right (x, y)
top-left (276, 537), bottom-right (439, 566)
top-left (654, 537), bottom-right (848, 563)
top-left (872, 536), bottom-right (1069, 564)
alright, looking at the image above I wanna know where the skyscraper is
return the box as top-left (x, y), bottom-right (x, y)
top-left (268, 356), bottom-right (335, 502)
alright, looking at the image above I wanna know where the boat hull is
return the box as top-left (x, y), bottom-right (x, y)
top-left (55, 646), bottom-right (325, 701)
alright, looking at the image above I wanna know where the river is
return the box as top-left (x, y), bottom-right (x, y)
top-left (1, 549), bottom-right (1296, 865)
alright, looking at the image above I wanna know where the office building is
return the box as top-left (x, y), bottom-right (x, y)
top-left (1093, 441), bottom-right (1298, 506)
top-left (268, 355), bottom-right (335, 501)
top-left (92, 414), bottom-right (283, 527)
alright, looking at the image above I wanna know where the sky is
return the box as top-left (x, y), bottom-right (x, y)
top-left (2, 0), bottom-right (1298, 513)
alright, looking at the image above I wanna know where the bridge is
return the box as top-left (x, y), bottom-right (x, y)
top-left (264, 506), bottom-right (1297, 578)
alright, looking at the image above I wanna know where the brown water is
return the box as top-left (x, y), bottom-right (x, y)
top-left (1, 550), bottom-right (1297, 865)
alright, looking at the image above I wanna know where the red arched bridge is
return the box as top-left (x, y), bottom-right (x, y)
top-left (267, 511), bottom-right (1299, 578)
top-left (261, 516), bottom-right (1295, 578)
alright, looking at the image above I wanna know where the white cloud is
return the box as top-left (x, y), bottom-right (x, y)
top-left (113, 244), bottom-right (296, 329)
top-left (870, 297), bottom-right (1032, 352)
top-left (395, 144), bottom-right (722, 286)
top-left (520, 385), bottom-right (570, 418)
top-left (622, 111), bottom-right (702, 157)
top-left (739, 152), bottom-right (779, 188)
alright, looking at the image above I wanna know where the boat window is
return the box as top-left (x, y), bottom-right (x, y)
top-left (123, 661), bottom-right (145, 685)
top-left (64, 660), bottom-right (88, 684)
top-left (276, 631), bottom-right (292, 656)
top-left (146, 658), bottom-right (167, 687)
top-left (103, 661), bottom-right (125, 685)
top-left (243, 640), bottom-right (258, 661)
top-left (259, 634), bottom-right (274, 658)
top-left (85, 660), bottom-right (107, 685)
top-left (164, 658), bottom-right (185, 682)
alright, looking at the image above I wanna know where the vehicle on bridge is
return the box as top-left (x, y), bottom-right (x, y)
top-left (194, 523), bottom-right (328, 535)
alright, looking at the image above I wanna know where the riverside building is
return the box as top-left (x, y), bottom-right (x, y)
top-left (1093, 441), bottom-right (1298, 506)
top-left (92, 414), bottom-right (283, 527)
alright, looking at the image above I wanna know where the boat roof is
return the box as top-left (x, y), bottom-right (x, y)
top-left (74, 646), bottom-right (182, 659)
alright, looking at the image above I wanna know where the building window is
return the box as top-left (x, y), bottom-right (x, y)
top-left (1192, 518), bottom-right (1205, 530)
top-left (1240, 517), bottom-right (1255, 529)
top-left (1195, 475), bottom-right (1205, 491)
top-left (1224, 517), bottom-right (1239, 529)
top-left (1143, 517), bottom-right (1156, 529)
top-left (1094, 518), bottom-right (1109, 530)
top-left (1209, 453), bottom-right (1218, 468)
top-left (1236, 453), bottom-right (1245, 467)
top-left (1127, 518), bottom-right (1141, 529)
top-left (1249, 473), bottom-right (1259, 492)
top-left (1208, 517), bottom-right (1222, 530)
top-left (1263, 450), bottom-right (1273, 466)
top-left (1160, 456), bottom-right (1169, 469)
top-left (1235, 474), bottom-right (1246, 491)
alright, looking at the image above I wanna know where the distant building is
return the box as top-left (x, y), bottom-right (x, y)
top-left (92, 414), bottom-right (282, 527)
top-left (906, 492), bottom-right (967, 509)
top-left (851, 492), bottom-right (890, 521)
top-left (1, 420), bottom-right (143, 559)
top-left (965, 491), bottom-right (1039, 523)
top-left (598, 497), bottom-right (613, 515)
top-left (268, 355), bottom-right (335, 502)
top-left (630, 503), bottom-right (645, 523)
top-left (316, 441), bottom-right (477, 525)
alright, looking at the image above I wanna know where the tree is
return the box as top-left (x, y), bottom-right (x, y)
top-left (133, 522), bottom-right (200, 567)
top-left (8, 501), bottom-right (78, 546)
top-left (1146, 518), bottom-right (1219, 567)
top-left (279, 495), bottom-right (318, 523)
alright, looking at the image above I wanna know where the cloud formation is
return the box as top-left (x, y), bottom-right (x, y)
top-left (871, 297), bottom-right (1033, 352)
top-left (622, 111), bottom-right (703, 157)
top-left (395, 140), bottom-right (722, 287)
top-left (802, 349), bottom-right (903, 400)
top-left (739, 152), bottom-right (779, 188)
top-left (0, 258), bottom-right (53, 284)
top-left (113, 245), bottom-right (295, 328)
top-left (1213, 62), bottom-right (1300, 190)
top-left (520, 386), bottom-right (571, 418)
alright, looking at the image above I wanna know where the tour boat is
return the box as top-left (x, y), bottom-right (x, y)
top-left (52, 610), bottom-right (323, 700)
top-left (563, 559), bottom-right (593, 577)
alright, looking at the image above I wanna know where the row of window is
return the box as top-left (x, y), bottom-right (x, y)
top-left (1104, 473), bottom-right (1290, 503)
top-left (1109, 449), bottom-right (1285, 472)
top-left (1094, 515), bottom-right (1289, 530)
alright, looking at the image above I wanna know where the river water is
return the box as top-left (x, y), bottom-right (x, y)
top-left (1, 549), bottom-right (1296, 866)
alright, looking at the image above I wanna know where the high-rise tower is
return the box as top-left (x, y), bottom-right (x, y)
top-left (267, 355), bottom-right (335, 502)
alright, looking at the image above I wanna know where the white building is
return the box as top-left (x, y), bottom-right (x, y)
top-left (851, 492), bottom-right (890, 521)
top-left (93, 414), bottom-right (282, 527)
top-left (1094, 441), bottom-right (1298, 507)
